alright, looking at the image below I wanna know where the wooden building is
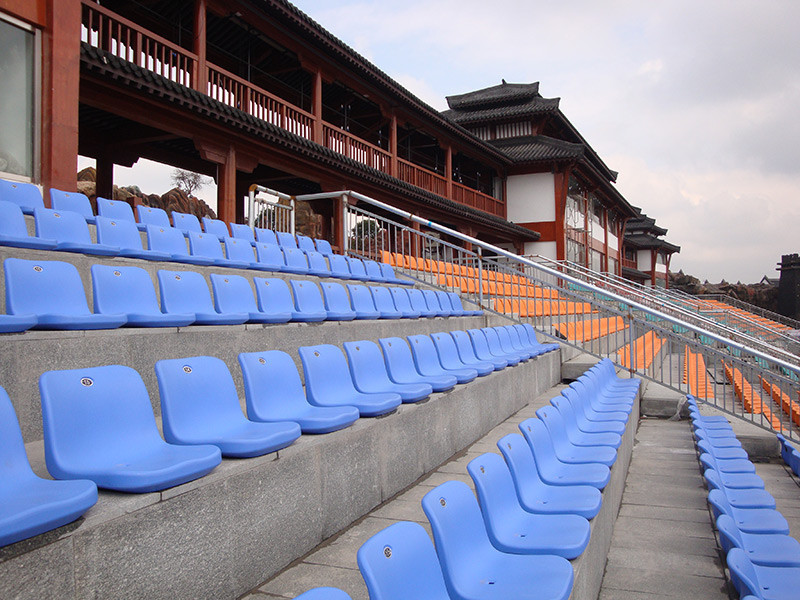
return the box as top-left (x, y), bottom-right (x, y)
top-left (621, 213), bottom-right (680, 288)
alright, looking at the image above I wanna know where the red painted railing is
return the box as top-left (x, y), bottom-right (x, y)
top-left (622, 257), bottom-right (638, 270)
top-left (80, 0), bottom-right (505, 218)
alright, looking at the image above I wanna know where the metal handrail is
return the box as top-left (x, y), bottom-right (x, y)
top-left (248, 185), bottom-right (295, 234)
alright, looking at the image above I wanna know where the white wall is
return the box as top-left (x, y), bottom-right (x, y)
top-left (637, 250), bottom-right (652, 272)
top-left (506, 173), bottom-right (556, 223)
top-left (524, 240), bottom-right (557, 260)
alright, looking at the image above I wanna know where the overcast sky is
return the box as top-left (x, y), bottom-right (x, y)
top-left (285, 0), bottom-right (800, 284)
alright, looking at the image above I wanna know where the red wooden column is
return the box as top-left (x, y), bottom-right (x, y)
top-left (95, 152), bottom-right (114, 200)
top-left (389, 112), bottom-right (398, 177)
top-left (41, 0), bottom-right (81, 196)
top-left (192, 0), bottom-right (207, 94)
top-left (444, 145), bottom-right (453, 200)
top-left (602, 209), bottom-right (609, 272)
top-left (312, 68), bottom-right (323, 144)
top-left (553, 171), bottom-right (568, 261)
top-left (217, 145), bottom-right (237, 224)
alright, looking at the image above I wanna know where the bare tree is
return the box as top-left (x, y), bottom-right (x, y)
top-left (170, 169), bottom-right (209, 196)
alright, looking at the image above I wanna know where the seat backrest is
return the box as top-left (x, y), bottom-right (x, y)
top-left (253, 277), bottom-right (294, 318)
top-left (0, 385), bottom-right (37, 480)
top-left (379, 263), bottom-right (400, 282)
top-left (306, 250), bottom-right (330, 274)
top-left (725, 548), bottom-right (761, 599)
top-left (370, 286), bottom-right (400, 316)
top-left (95, 216), bottom-right (145, 251)
top-left (96, 197), bottom-right (136, 222)
top-left (467, 328), bottom-right (492, 357)
top-left (407, 334), bottom-right (445, 375)
top-left (202, 217), bottom-right (229, 239)
top-left (171, 211), bottom-right (202, 234)
top-left (357, 521), bottom-right (450, 600)
top-left (321, 282), bottom-right (353, 314)
top-left (290, 280), bottom-right (325, 314)
top-left (406, 288), bottom-right (432, 316)
top-left (50, 189), bottom-right (95, 221)
top-left (276, 231), bottom-right (298, 248)
top-left (421, 290), bottom-right (443, 314)
top-left (715, 514), bottom-right (744, 556)
top-left (328, 254), bottom-right (351, 278)
top-left (254, 242), bottom-right (286, 270)
top-left (146, 224), bottom-right (190, 256)
top-left (450, 330), bottom-right (480, 363)
top-left (363, 259), bottom-right (386, 281)
top-left (210, 273), bottom-right (258, 315)
top-left (298, 344), bottom-right (358, 402)
top-left (434, 291), bottom-right (454, 316)
top-left (39, 365), bottom-right (168, 476)
top-left (157, 269), bottom-right (215, 315)
top-left (283, 247), bottom-right (310, 272)
top-left (296, 234), bottom-right (316, 253)
top-left (447, 292), bottom-right (466, 313)
top-left (238, 350), bottom-right (310, 421)
top-left (343, 340), bottom-right (393, 390)
top-left (0, 199), bottom-right (32, 238)
top-left (91, 264), bottom-right (161, 315)
top-left (430, 332), bottom-right (464, 369)
top-left (229, 222), bottom-right (255, 243)
top-left (390, 288), bottom-right (414, 313)
top-left (522, 323), bottom-right (542, 345)
top-left (0, 179), bottom-right (45, 213)
top-left (34, 207), bottom-right (93, 245)
top-left (5, 257), bottom-right (92, 316)
top-left (224, 237), bottom-right (256, 263)
top-left (496, 432), bottom-right (547, 505)
top-left (467, 452), bottom-right (526, 531)
top-left (492, 326), bottom-right (516, 353)
top-left (346, 257), bottom-right (368, 279)
top-left (315, 238), bottom-right (334, 256)
top-left (519, 417), bottom-right (559, 468)
top-left (189, 231), bottom-right (225, 261)
top-left (154, 356), bottom-right (248, 444)
top-left (379, 337), bottom-right (420, 382)
top-left (255, 227), bottom-right (278, 245)
top-left (347, 284), bottom-right (378, 314)
top-left (481, 327), bottom-right (507, 355)
top-left (136, 205), bottom-right (171, 228)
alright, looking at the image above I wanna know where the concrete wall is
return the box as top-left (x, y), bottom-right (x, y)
top-left (506, 173), bottom-right (556, 223)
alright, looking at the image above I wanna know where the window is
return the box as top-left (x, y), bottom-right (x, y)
top-left (0, 15), bottom-right (37, 180)
top-left (607, 256), bottom-right (618, 275)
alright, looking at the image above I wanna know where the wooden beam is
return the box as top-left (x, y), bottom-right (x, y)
top-left (193, 0), bottom-right (207, 94)
top-left (95, 152), bottom-right (114, 200)
top-left (217, 145), bottom-right (236, 224)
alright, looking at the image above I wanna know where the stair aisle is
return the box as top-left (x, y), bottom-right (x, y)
top-left (598, 418), bottom-right (730, 599)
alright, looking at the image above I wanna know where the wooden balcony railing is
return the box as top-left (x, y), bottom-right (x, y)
top-left (80, 0), bottom-right (505, 218)
top-left (621, 257), bottom-right (638, 270)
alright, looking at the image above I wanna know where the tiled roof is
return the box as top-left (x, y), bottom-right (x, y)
top-left (488, 135), bottom-right (584, 164)
top-left (624, 233), bottom-right (680, 253)
top-left (445, 82), bottom-right (541, 110)
top-left (442, 96), bottom-right (560, 125)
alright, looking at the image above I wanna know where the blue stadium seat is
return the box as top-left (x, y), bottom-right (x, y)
top-left (702, 455), bottom-right (764, 490)
top-left (0, 313), bottom-right (37, 333)
top-left (0, 179), bottom-right (45, 214)
top-left (157, 269), bottom-right (249, 325)
top-left (370, 286), bottom-right (403, 319)
top-left (315, 238), bottom-right (335, 257)
top-left (91, 264), bottom-right (194, 327)
top-left (565, 381), bottom-right (632, 414)
top-left (328, 254), bottom-right (353, 279)
top-left (535, 406), bottom-right (617, 466)
top-left (421, 290), bottom-right (447, 317)
top-left (146, 225), bottom-right (214, 266)
top-left (252, 277), bottom-right (294, 323)
top-left (357, 521), bottom-right (451, 600)
top-left (707, 489), bottom-right (787, 534)
top-left (364, 259), bottom-right (389, 282)
top-left (155, 356), bottom-right (301, 458)
top-left (296, 234), bottom-right (316, 253)
top-left (255, 227), bottom-right (278, 245)
top-left (50, 189), bottom-right (96, 224)
top-left (521, 323), bottom-right (559, 353)
top-left (299, 344), bottom-right (402, 417)
top-left (553, 393), bottom-right (626, 435)
top-left (0, 200), bottom-right (56, 250)
top-left (466, 452), bottom-right (590, 558)
top-left (468, 328), bottom-right (518, 366)
top-left (4, 258), bottom-right (126, 330)
top-left (777, 434), bottom-right (800, 476)
top-left (699, 450), bottom-right (756, 475)
top-left (434, 291), bottom-right (455, 317)
top-left (380, 263), bottom-right (413, 285)
top-left (717, 514), bottom-right (800, 567)
top-left (561, 386), bottom-right (630, 422)
top-left (696, 438), bottom-right (749, 461)
top-left (408, 334), bottom-right (477, 383)
top-left (230, 223), bottom-right (257, 245)
top-left (450, 330), bottom-right (505, 371)
top-left (276, 231), bottom-right (298, 248)
top-left (282, 247), bottom-right (311, 274)
top-left (407, 288), bottom-right (437, 318)
top-left (189, 231), bottom-right (246, 267)
top-left (34, 207), bottom-right (119, 256)
top-left (390, 288), bottom-right (420, 318)
top-left (421, 481), bottom-right (574, 600)
top-left (96, 197), bottom-right (143, 230)
top-left (136, 205), bottom-right (171, 229)
top-left (223, 237), bottom-right (262, 269)
top-left (518, 418), bottom-right (610, 489)
top-left (484, 327), bottom-right (527, 362)
top-left (305, 250), bottom-right (332, 277)
top-left (430, 331), bottom-right (493, 377)
top-left (202, 217), bottom-right (230, 240)
top-left (448, 292), bottom-right (482, 316)
top-left (320, 282), bottom-right (356, 321)
top-left (238, 350), bottom-right (359, 434)
top-left (0, 386), bottom-right (97, 547)
top-left (289, 280), bottom-right (328, 321)
top-left (727, 547), bottom-right (800, 600)
top-left (95, 216), bottom-right (171, 261)
top-left (343, 340), bottom-right (432, 402)
top-left (548, 397), bottom-right (622, 448)
top-left (379, 337), bottom-right (457, 392)
top-left (171, 211), bottom-right (203, 235)
top-left (39, 365), bottom-right (221, 492)
top-left (295, 588), bottom-right (352, 600)
top-left (254, 242), bottom-right (287, 271)
top-left (346, 284), bottom-right (381, 319)
top-left (209, 273), bottom-right (283, 323)
top-left (345, 257), bottom-right (369, 281)
top-left (503, 325), bottom-right (540, 357)
top-left (497, 433), bottom-right (602, 519)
